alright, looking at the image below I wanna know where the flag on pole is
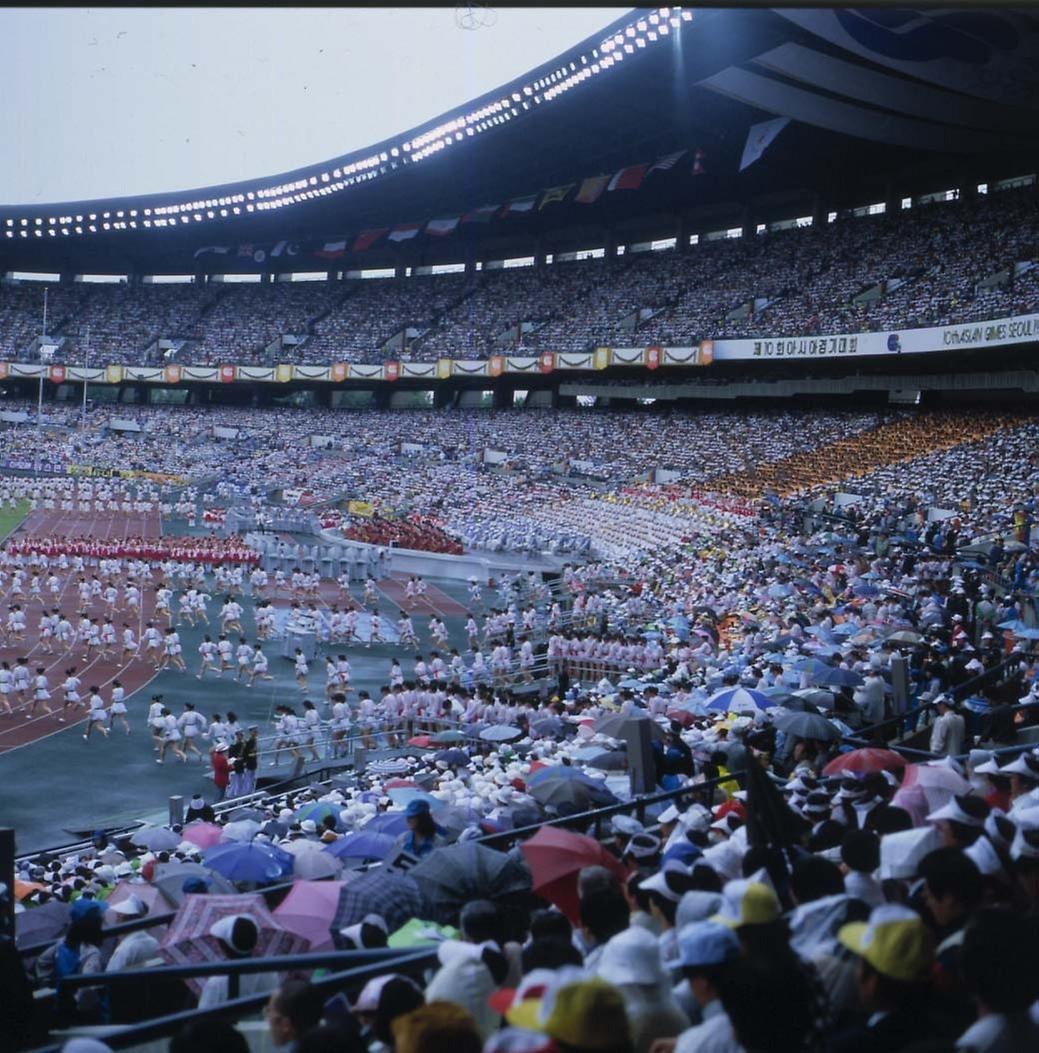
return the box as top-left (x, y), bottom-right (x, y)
top-left (387, 224), bottom-right (422, 242)
top-left (607, 164), bottom-right (648, 192)
top-left (739, 117), bottom-right (790, 171)
top-left (270, 240), bottom-right (299, 257)
top-left (500, 195), bottom-right (538, 217)
top-left (425, 216), bottom-right (460, 237)
top-left (193, 246), bottom-right (230, 259)
top-left (574, 175), bottom-right (609, 204)
top-left (352, 229), bottom-right (388, 252)
top-left (539, 184), bottom-right (574, 210)
top-left (648, 150), bottom-right (686, 174)
top-left (314, 239), bottom-right (348, 259)
top-left (461, 204), bottom-right (499, 224)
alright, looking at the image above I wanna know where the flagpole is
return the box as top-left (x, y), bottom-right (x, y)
top-left (81, 325), bottom-right (90, 428)
top-left (35, 287), bottom-right (48, 474)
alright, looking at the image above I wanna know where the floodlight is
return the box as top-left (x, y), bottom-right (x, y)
top-left (659, 23), bottom-right (669, 34)
top-left (636, 38), bottom-right (645, 47)
top-left (624, 43), bottom-right (634, 53)
top-left (682, 10), bottom-right (692, 20)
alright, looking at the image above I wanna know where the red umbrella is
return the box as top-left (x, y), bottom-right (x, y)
top-left (384, 778), bottom-right (418, 790)
top-left (520, 826), bottom-right (629, 925)
top-left (407, 735), bottom-right (432, 748)
top-left (823, 748), bottom-right (907, 777)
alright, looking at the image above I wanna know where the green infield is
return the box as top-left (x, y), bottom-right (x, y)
top-left (0, 499), bottom-right (30, 542)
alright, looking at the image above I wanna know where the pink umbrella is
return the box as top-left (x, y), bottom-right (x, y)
top-left (160, 892), bottom-right (310, 995)
top-left (273, 880), bottom-right (348, 953)
top-left (107, 880), bottom-right (174, 917)
top-left (894, 762), bottom-right (972, 822)
top-left (181, 822), bottom-right (225, 850)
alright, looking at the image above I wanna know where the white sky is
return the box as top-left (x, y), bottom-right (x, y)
top-left (1, 6), bottom-right (621, 206)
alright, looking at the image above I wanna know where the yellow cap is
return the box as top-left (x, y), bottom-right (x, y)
top-left (543, 979), bottom-right (631, 1051)
top-left (712, 880), bottom-right (780, 928)
top-left (838, 905), bottom-right (933, 982)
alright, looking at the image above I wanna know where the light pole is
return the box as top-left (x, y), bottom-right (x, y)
top-left (81, 325), bottom-right (90, 428)
top-left (35, 288), bottom-right (50, 474)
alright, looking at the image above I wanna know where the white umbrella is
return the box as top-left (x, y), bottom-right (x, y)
top-left (220, 819), bottom-right (262, 843)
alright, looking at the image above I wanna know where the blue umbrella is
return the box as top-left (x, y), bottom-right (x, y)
top-left (998, 619), bottom-right (1028, 631)
top-left (618, 679), bottom-right (644, 690)
top-left (767, 584), bottom-right (794, 599)
top-left (794, 658), bottom-right (833, 678)
top-left (1013, 628), bottom-right (1039, 640)
top-left (817, 667), bottom-right (864, 689)
top-left (705, 687), bottom-right (775, 713)
top-left (387, 788), bottom-right (439, 808)
top-left (360, 812), bottom-right (410, 838)
top-left (295, 802), bottom-right (341, 828)
top-left (479, 725), bottom-right (523, 743)
top-left (324, 831), bottom-right (398, 863)
top-left (642, 631), bottom-right (663, 640)
top-left (527, 765), bottom-right (604, 788)
top-left (203, 841), bottom-right (294, 884)
top-left (832, 624), bottom-right (860, 636)
top-left (853, 584), bottom-right (879, 598)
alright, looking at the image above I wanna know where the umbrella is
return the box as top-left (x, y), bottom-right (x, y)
top-left (226, 806), bottom-right (266, 822)
top-left (1013, 628), bottom-right (1039, 640)
top-left (180, 822), bottom-right (224, 850)
top-left (706, 687), bottom-right (775, 713)
top-left (387, 788), bottom-right (439, 809)
top-left (853, 584), bottom-right (879, 598)
top-left (832, 623), bottom-right (861, 636)
top-left (409, 843), bottom-right (532, 924)
top-left (149, 862), bottom-right (236, 904)
top-left (582, 750), bottom-right (628, 771)
top-left (433, 748), bottom-right (470, 767)
top-left (771, 710), bottom-right (841, 742)
top-left (220, 819), bottom-right (262, 843)
top-left (794, 658), bottom-right (834, 679)
top-left (323, 831), bottom-right (399, 864)
top-left (899, 762), bottom-right (971, 800)
top-left (594, 711), bottom-right (665, 742)
top-left (520, 826), bottom-right (629, 925)
top-left (823, 748), bottom-right (907, 777)
top-left (295, 802), bottom-right (341, 828)
top-left (885, 631), bottom-right (923, 645)
top-left (531, 715), bottom-right (564, 737)
top-left (430, 730), bottom-right (467, 745)
top-left (272, 880), bottom-right (346, 952)
top-left (529, 779), bottom-right (596, 812)
top-left (407, 735), bottom-right (432, 748)
top-left (794, 689), bottom-right (835, 709)
top-left (160, 892), bottom-right (308, 995)
top-left (284, 843), bottom-right (344, 880)
top-left (331, 872), bottom-right (424, 938)
top-left (203, 841), bottom-right (295, 884)
top-left (106, 880), bottom-right (174, 918)
top-left (15, 901), bottom-right (69, 949)
top-left (387, 918), bottom-right (459, 948)
top-left (817, 667), bottom-right (864, 689)
top-left (130, 826), bottom-right (182, 852)
top-left (998, 619), bottom-right (1029, 631)
top-left (480, 725), bottom-right (523, 743)
top-left (360, 812), bottom-right (410, 838)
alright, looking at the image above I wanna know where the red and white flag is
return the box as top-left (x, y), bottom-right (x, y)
top-left (607, 164), bottom-right (648, 192)
top-left (314, 239), bottom-right (347, 259)
top-left (425, 216), bottom-right (460, 237)
top-left (352, 229), bottom-right (388, 252)
top-left (648, 150), bottom-right (686, 174)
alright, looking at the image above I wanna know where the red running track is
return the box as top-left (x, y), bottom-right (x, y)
top-left (0, 510), bottom-right (164, 754)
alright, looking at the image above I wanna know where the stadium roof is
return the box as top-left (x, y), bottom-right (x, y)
top-left (3, 5), bottom-right (1038, 275)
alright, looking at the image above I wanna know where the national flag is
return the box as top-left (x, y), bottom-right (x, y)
top-left (739, 117), bottom-right (789, 171)
top-left (539, 184), bottom-right (574, 210)
top-left (648, 150), bottom-right (686, 174)
top-left (425, 216), bottom-right (460, 237)
top-left (237, 244), bottom-right (254, 258)
top-left (352, 228), bottom-right (388, 252)
top-left (314, 239), bottom-right (348, 259)
top-left (575, 175), bottom-right (609, 205)
top-left (387, 224), bottom-right (421, 242)
top-left (500, 195), bottom-right (538, 217)
top-left (461, 204), bottom-right (499, 224)
top-left (607, 164), bottom-right (648, 192)
top-left (270, 240), bottom-right (299, 258)
top-left (192, 245), bottom-right (230, 259)
top-left (692, 148), bottom-right (706, 176)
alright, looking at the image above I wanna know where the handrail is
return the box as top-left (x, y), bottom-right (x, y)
top-left (25, 947), bottom-right (440, 1053)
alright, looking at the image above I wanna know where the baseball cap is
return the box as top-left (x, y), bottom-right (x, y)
top-left (404, 798), bottom-right (431, 818)
top-left (837, 904), bottom-right (934, 982)
top-left (712, 880), bottom-right (780, 928)
top-left (670, 919), bottom-right (740, 970)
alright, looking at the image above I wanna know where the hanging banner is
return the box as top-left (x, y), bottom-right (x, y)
top-left (699, 341), bottom-right (714, 366)
top-left (488, 356), bottom-right (504, 377)
top-left (347, 499), bottom-right (375, 517)
top-left (539, 353), bottom-right (555, 374)
top-left (594, 348), bottom-right (611, 370)
top-left (105, 364), bottom-right (123, 384)
top-left (0, 362), bottom-right (9, 380)
top-left (276, 364), bottom-right (294, 383)
top-left (385, 361), bottom-right (400, 382)
top-left (710, 312), bottom-right (1039, 360)
top-left (646, 346), bottom-right (661, 370)
top-left (331, 362), bottom-right (348, 382)
top-left (49, 365), bottom-right (66, 384)
top-left (437, 358), bottom-right (453, 379)
top-left (219, 365), bottom-right (236, 383)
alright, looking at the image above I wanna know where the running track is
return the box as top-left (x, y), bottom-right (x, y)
top-left (0, 509), bottom-right (163, 754)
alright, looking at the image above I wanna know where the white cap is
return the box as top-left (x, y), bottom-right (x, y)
top-left (108, 893), bottom-right (147, 917)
